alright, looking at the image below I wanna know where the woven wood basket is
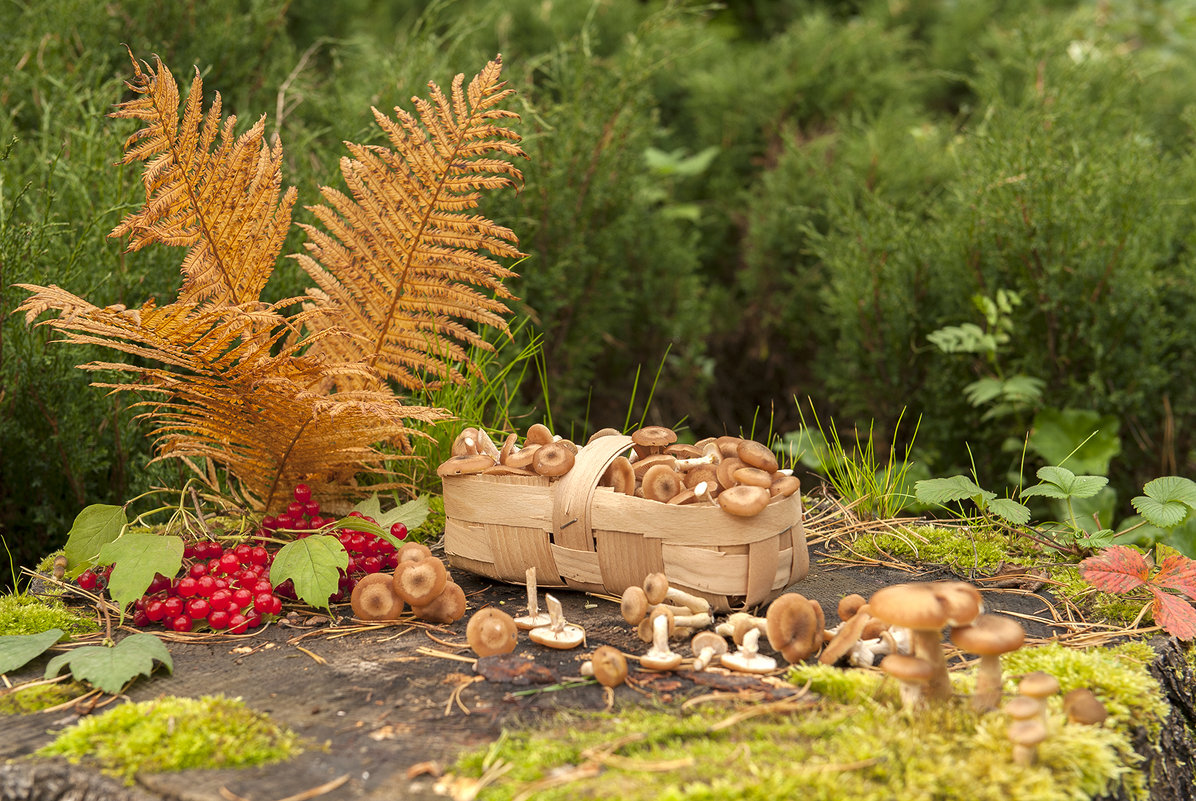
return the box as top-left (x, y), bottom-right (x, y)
top-left (442, 434), bottom-right (808, 612)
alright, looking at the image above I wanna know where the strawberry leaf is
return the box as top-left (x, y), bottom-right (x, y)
top-left (96, 533), bottom-right (184, 614)
top-left (1149, 587), bottom-right (1196, 640)
top-left (1078, 545), bottom-right (1151, 594)
top-left (0, 628), bottom-right (65, 674)
top-left (914, 475), bottom-right (995, 506)
top-left (986, 497), bottom-right (1032, 526)
top-left (1132, 476), bottom-right (1196, 529)
top-left (44, 633), bottom-right (173, 694)
top-left (1154, 551), bottom-right (1196, 599)
top-left (1020, 466), bottom-right (1108, 501)
top-left (63, 504), bottom-right (127, 577)
top-left (269, 535), bottom-right (348, 610)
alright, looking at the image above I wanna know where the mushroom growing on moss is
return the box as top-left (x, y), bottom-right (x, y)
top-left (950, 613), bottom-right (1025, 712)
top-left (881, 653), bottom-right (933, 710)
top-left (466, 608), bottom-right (518, 657)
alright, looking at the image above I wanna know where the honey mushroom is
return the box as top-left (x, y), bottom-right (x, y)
top-left (765, 592), bottom-right (823, 663)
top-left (690, 631), bottom-right (728, 671)
top-left (411, 581), bottom-right (467, 624)
top-left (529, 593), bottom-right (584, 649)
top-left (640, 609), bottom-right (683, 671)
top-left (393, 556), bottom-right (448, 607)
top-left (514, 566), bottom-right (551, 630)
top-left (720, 626), bottom-right (777, 674)
top-left (580, 645), bottom-right (629, 687)
top-left (949, 613), bottom-right (1026, 712)
top-left (350, 572), bottom-right (405, 621)
top-left (466, 607), bottom-right (518, 657)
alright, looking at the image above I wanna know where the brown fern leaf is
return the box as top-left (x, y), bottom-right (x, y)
top-left (294, 56), bottom-right (527, 390)
top-left (109, 49), bottom-right (296, 307)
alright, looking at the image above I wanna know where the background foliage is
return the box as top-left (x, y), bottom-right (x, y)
top-left (5, 0), bottom-right (1196, 568)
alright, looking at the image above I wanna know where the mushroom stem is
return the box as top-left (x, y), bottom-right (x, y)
top-left (525, 567), bottom-right (539, 617)
top-left (909, 628), bottom-right (953, 702)
top-left (664, 586), bottom-right (711, 614)
top-left (973, 653), bottom-right (1004, 711)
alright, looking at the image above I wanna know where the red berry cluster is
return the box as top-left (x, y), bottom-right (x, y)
top-left (72, 483), bottom-right (413, 628)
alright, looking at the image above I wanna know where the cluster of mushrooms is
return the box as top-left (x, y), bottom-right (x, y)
top-left (437, 423), bottom-right (800, 517)
top-left (350, 542), bottom-right (467, 625)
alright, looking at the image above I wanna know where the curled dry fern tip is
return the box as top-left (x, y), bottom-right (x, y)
top-left (16, 52), bottom-right (525, 515)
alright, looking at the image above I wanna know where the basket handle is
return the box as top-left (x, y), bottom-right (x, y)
top-left (551, 434), bottom-right (635, 552)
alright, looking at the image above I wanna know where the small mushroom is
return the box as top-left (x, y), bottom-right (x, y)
top-left (736, 439), bottom-right (779, 473)
top-left (498, 432), bottom-right (519, 464)
top-left (436, 453), bottom-right (495, 477)
top-left (525, 423), bottom-right (554, 446)
top-left (837, 594), bottom-right (867, 622)
top-left (689, 631), bottom-right (728, 671)
top-left (640, 573), bottom-right (711, 614)
top-left (393, 557), bottom-right (448, 606)
top-left (397, 542), bottom-right (433, 563)
top-left (950, 614), bottom-right (1026, 712)
top-left (581, 645), bottom-right (629, 687)
top-left (820, 603), bottom-right (875, 666)
top-left (631, 425), bottom-right (677, 459)
top-left (620, 585), bottom-right (651, 625)
top-left (602, 456), bottom-right (636, 495)
top-left (717, 484), bottom-right (771, 517)
top-left (715, 611), bottom-right (766, 644)
top-left (1008, 718), bottom-right (1048, 767)
top-left (715, 457), bottom-right (746, 490)
top-left (513, 567), bottom-right (551, 631)
top-left (769, 473), bottom-right (801, 498)
top-left (732, 466), bottom-right (774, 489)
top-left (533, 442), bottom-right (575, 477)
top-left (466, 608), bottom-right (518, 657)
top-left (474, 428), bottom-right (501, 462)
top-left (881, 653), bottom-right (934, 709)
top-left (642, 572), bottom-right (671, 605)
top-left (720, 627), bottom-right (777, 674)
top-left (411, 581), bottom-right (466, 624)
top-left (766, 593), bottom-right (822, 663)
top-left (451, 427), bottom-right (480, 457)
top-left (1004, 695), bottom-right (1041, 724)
top-left (529, 594), bottom-right (584, 649)
top-left (1062, 688), bottom-right (1108, 726)
top-left (868, 582), bottom-right (957, 702)
top-left (640, 610), bottom-right (683, 671)
top-left (505, 443), bottom-right (540, 470)
top-left (351, 573), bottom-right (405, 621)
top-left (1018, 671), bottom-right (1060, 725)
top-left (641, 464), bottom-right (682, 502)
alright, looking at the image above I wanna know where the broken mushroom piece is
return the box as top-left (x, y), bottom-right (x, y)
top-left (720, 627), bottom-right (778, 674)
top-left (529, 594), bottom-right (584, 649)
top-left (689, 631), bottom-right (728, 671)
top-left (466, 608), bottom-right (518, 657)
top-left (766, 593), bottom-right (822, 664)
top-left (640, 610), bottom-right (683, 671)
top-left (819, 603), bottom-right (875, 666)
top-left (411, 581), bottom-right (467, 624)
top-left (514, 567), bottom-right (551, 631)
top-left (393, 557), bottom-right (448, 607)
top-left (581, 646), bottom-right (629, 687)
top-left (950, 613), bottom-right (1026, 712)
top-left (350, 572), bottom-right (405, 621)
top-left (881, 653), bottom-right (934, 710)
top-left (451, 427), bottom-right (480, 457)
top-left (868, 582), bottom-right (955, 702)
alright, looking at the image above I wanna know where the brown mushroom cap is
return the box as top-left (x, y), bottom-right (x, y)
top-left (733, 466), bottom-right (774, 489)
top-left (620, 585), bottom-right (650, 624)
top-left (1018, 671), bottom-right (1061, 701)
top-left (533, 442), bottom-right (575, 477)
top-left (1004, 695), bottom-right (1042, 721)
top-left (931, 581), bottom-right (984, 626)
top-left (715, 457), bottom-right (745, 490)
top-left (632, 453), bottom-right (678, 478)
top-left (881, 652), bottom-right (934, 683)
top-left (397, 541), bottom-right (433, 564)
top-left (525, 423), bottom-right (554, 446)
top-left (683, 464), bottom-right (719, 490)
top-left (632, 426), bottom-right (677, 449)
top-left (451, 427), bottom-right (480, 457)
top-left (766, 593), bottom-right (822, 663)
top-left (589, 645), bottom-right (629, 687)
top-left (950, 614), bottom-right (1026, 656)
top-left (474, 429), bottom-right (501, 461)
top-left (718, 484), bottom-right (771, 517)
top-left (351, 573), bottom-right (405, 621)
top-left (770, 474), bottom-right (801, 498)
top-left (437, 453), bottom-right (495, 477)
top-left (715, 436), bottom-right (744, 458)
top-left (505, 443), bottom-right (540, 470)
top-left (602, 456), bottom-right (636, 495)
top-left (838, 594), bottom-right (868, 622)
top-left (393, 557), bottom-right (448, 606)
top-left (411, 581), bottom-right (466, 624)
top-left (737, 439), bottom-right (779, 473)
top-left (641, 464), bottom-right (682, 502)
top-left (665, 444), bottom-right (704, 459)
top-left (483, 464), bottom-right (536, 476)
top-left (1062, 688), bottom-right (1108, 725)
top-left (868, 583), bottom-right (952, 631)
top-left (642, 572), bottom-right (670, 605)
top-left (466, 608), bottom-right (518, 657)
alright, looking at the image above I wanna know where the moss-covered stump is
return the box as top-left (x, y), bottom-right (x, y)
top-left (1138, 641), bottom-right (1196, 801)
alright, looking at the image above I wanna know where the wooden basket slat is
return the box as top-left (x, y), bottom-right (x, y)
top-left (660, 545), bottom-right (747, 594)
top-left (442, 475), bottom-right (552, 527)
top-left (595, 529), bottom-right (666, 592)
top-left (489, 524), bottom-right (560, 584)
top-left (549, 545), bottom-right (605, 592)
top-left (745, 536), bottom-right (781, 608)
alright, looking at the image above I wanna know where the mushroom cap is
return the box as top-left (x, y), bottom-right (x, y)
top-left (642, 572), bottom-right (670, 605)
top-left (868, 583), bottom-right (952, 631)
top-left (837, 593), bottom-right (868, 622)
top-left (1004, 695), bottom-right (1042, 721)
top-left (589, 645), bottom-right (629, 687)
top-left (718, 484), bottom-right (771, 517)
top-left (1018, 671), bottom-right (1061, 700)
top-left (505, 443), bottom-right (540, 469)
top-left (736, 439), bottom-right (779, 473)
top-left (451, 427), bottom-right (480, 457)
top-left (483, 464), bottom-right (536, 476)
top-left (1007, 718), bottom-right (1048, 747)
top-left (620, 585), bottom-right (650, 624)
top-left (665, 444), bottom-right (704, 459)
top-left (474, 428), bottom-right (502, 461)
top-left (931, 581), bottom-right (984, 626)
top-left (437, 453), bottom-right (496, 477)
top-left (466, 608), bottom-right (518, 657)
top-left (770, 474), bottom-right (801, 498)
top-left (690, 631), bottom-right (728, 657)
top-left (683, 464), bottom-right (719, 490)
top-left (498, 432), bottom-right (519, 463)
top-left (819, 604), bottom-right (874, 666)
top-left (351, 573), bottom-right (405, 621)
top-left (525, 423), bottom-right (554, 446)
top-left (880, 653), bottom-right (934, 682)
top-left (533, 442), bottom-right (575, 477)
top-left (1063, 688), bottom-right (1108, 725)
top-left (766, 593), bottom-right (821, 663)
top-left (632, 453), bottom-right (678, 478)
top-left (950, 613), bottom-right (1026, 656)
top-left (715, 457), bottom-right (745, 490)
top-left (602, 456), bottom-right (636, 495)
top-left (397, 541), bottom-right (432, 564)
top-left (715, 436), bottom-right (744, 458)
top-left (411, 581), bottom-right (466, 624)
top-left (732, 466), bottom-right (774, 489)
top-left (393, 557), bottom-right (448, 606)
top-left (632, 426), bottom-right (677, 448)
top-left (641, 464), bottom-right (682, 502)
top-left (529, 623), bottom-right (584, 649)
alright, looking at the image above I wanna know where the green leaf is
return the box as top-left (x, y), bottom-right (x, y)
top-left (0, 628), bottom-right (64, 674)
top-left (1021, 466), bottom-right (1108, 500)
top-left (987, 498), bottom-right (1031, 526)
top-left (347, 494), bottom-right (431, 549)
top-left (44, 633), bottom-right (172, 694)
top-left (269, 535), bottom-right (348, 610)
top-left (914, 475), bottom-right (995, 507)
top-left (1028, 408), bottom-right (1121, 475)
top-left (63, 504), bottom-right (127, 577)
top-left (1132, 476), bottom-right (1196, 529)
top-left (96, 533), bottom-right (184, 613)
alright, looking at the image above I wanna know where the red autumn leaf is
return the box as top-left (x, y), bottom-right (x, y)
top-left (1153, 553), bottom-right (1196, 600)
top-left (1079, 545), bottom-right (1151, 594)
top-left (1149, 587), bottom-right (1196, 641)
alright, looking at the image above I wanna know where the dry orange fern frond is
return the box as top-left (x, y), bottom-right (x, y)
top-left (109, 50), bottom-right (296, 307)
top-left (295, 56), bottom-right (527, 390)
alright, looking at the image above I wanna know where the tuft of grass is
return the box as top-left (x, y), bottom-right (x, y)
top-left (38, 695), bottom-right (302, 784)
top-left (0, 593), bottom-right (98, 637)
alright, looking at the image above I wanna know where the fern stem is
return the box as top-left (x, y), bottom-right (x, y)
top-left (264, 418), bottom-right (312, 513)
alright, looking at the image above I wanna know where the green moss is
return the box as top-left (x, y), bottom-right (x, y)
top-left (0, 681), bottom-right (87, 714)
top-left (1048, 567), bottom-right (1148, 628)
top-left (37, 695), bottom-right (301, 784)
top-left (843, 524), bottom-right (1036, 573)
top-left (0, 593), bottom-right (98, 636)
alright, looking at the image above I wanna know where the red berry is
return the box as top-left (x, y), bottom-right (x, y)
top-left (170, 614), bottom-right (193, 632)
top-left (186, 598), bottom-right (211, 620)
top-left (234, 543), bottom-right (253, 560)
top-left (76, 570), bottom-right (98, 590)
top-left (275, 514), bottom-right (295, 530)
top-left (361, 556), bottom-right (382, 574)
top-left (252, 579), bottom-right (273, 595)
top-left (176, 577), bottom-right (199, 597)
top-left (214, 578), bottom-right (230, 590)
top-left (268, 596), bottom-right (283, 615)
top-left (309, 516), bottom-right (327, 529)
top-left (286, 501), bottom-right (304, 518)
top-left (183, 544), bottom-right (200, 559)
top-left (232, 588), bottom-right (253, 608)
top-left (208, 610), bottom-right (230, 629)
top-left (293, 483), bottom-right (312, 504)
top-left (209, 589), bottom-right (232, 612)
top-left (132, 610), bottom-right (151, 628)
top-left (162, 597), bottom-right (185, 618)
top-left (148, 573), bottom-right (173, 594)
top-left (146, 599), bottom-right (168, 622)
top-left (219, 553), bottom-right (240, 574)
top-left (200, 542), bottom-right (223, 560)
top-left (303, 500), bottom-right (321, 518)
top-left (384, 553), bottom-right (399, 570)
top-left (261, 516), bottom-right (279, 531)
top-left (196, 575), bottom-right (217, 595)
top-left (207, 558), bottom-right (221, 574)
top-left (249, 546), bottom-right (270, 566)
top-left (348, 534), bottom-right (366, 553)
top-left (253, 592), bottom-right (275, 611)
top-left (390, 522), bottom-right (409, 541)
top-left (188, 562), bottom-right (208, 579)
top-left (228, 613), bottom-right (249, 634)
top-left (375, 537), bottom-right (396, 555)
top-left (244, 611), bottom-right (263, 628)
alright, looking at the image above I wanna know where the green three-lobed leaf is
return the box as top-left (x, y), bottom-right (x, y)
top-left (44, 633), bottom-right (173, 694)
top-left (1020, 465), bottom-right (1108, 501)
top-left (0, 628), bottom-right (65, 674)
top-left (96, 533), bottom-right (184, 613)
top-left (269, 535), bottom-right (349, 610)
